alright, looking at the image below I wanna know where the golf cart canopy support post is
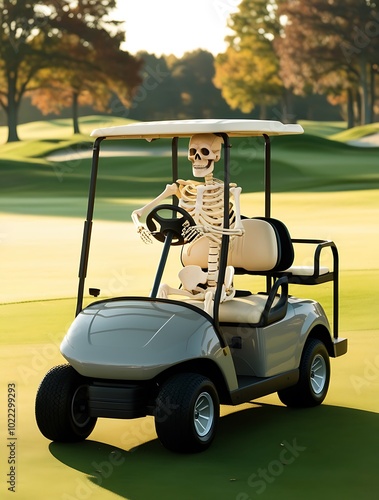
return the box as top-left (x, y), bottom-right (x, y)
top-left (263, 134), bottom-right (272, 294)
top-left (264, 134), bottom-right (271, 219)
top-left (76, 137), bottom-right (104, 317)
top-left (150, 137), bottom-right (180, 299)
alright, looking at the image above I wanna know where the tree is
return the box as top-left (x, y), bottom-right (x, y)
top-left (214, 0), bottom-right (289, 120)
top-left (124, 52), bottom-right (181, 121)
top-left (124, 50), bottom-right (235, 121)
top-left (29, 32), bottom-right (141, 134)
top-left (0, 0), bottom-right (140, 141)
top-left (0, 1), bottom-right (56, 141)
top-left (278, 0), bottom-right (379, 126)
top-left (170, 50), bottom-right (234, 119)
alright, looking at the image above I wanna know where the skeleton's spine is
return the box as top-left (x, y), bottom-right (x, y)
top-left (207, 238), bottom-right (221, 288)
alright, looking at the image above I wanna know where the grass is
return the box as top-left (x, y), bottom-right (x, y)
top-left (1, 124), bottom-right (379, 216)
top-left (298, 120), bottom-right (348, 137)
top-left (0, 115), bottom-right (136, 143)
top-left (330, 122), bottom-right (379, 141)
top-left (0, 116), bottom-right (378, 499)
top-left (0, 304), bottom-right (377, 499)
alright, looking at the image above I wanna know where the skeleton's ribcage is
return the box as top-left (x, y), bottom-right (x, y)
top-left (178, 184), bottom-right (236, 287)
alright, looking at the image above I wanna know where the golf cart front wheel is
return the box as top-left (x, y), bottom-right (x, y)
top-left (278, 338), bottom-right (330, 408)
top-left (35, 364), bottom-right (97, 442)
top-left (154, 373), bottom-right (219, 453)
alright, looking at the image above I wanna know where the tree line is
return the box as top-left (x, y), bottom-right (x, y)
top-left (1, 0), bottom-right (378, 143)
top-left (215, 0), bottom-right (379, 128)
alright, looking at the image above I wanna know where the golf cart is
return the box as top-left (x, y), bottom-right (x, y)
top-left (35, 119), bottom-right (347, 453)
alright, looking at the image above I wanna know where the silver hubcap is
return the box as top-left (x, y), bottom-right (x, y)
top-left (71, 386), bottom-right (91, 428)
top-left (310, 354), bottom-right (327, 394)
top-left (193, 392), bottom-right (214, 437)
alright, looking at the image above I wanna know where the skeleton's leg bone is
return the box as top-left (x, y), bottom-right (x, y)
top-left (204, 290), bottom-right (214, 316)
top-left (220, 265), bottom-right (236, 303)
top-left (225, 265), bottom-right (234, 292)
top-left (157, 283), bottom-right (200, 299)
top-left (157, 283), bottom-right (170, 299)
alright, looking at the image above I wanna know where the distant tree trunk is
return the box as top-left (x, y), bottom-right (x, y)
top-left (72, 91), bottom-right (80, 134)
top-left (347, 88), bottom-right (355, 129)
top-left (6, 76), bottom-right (20, 142)
top-left (355, 88), bottom-right (362, 125)
top-left (259, 103), bottom-right (267, 119)
top-left (281, 89), bottom-right (295, 123)
top-left (369, 65), bottom-right (376, 124)
top-left (359, 56), bottom-right (370, 124)
top-left (7, 106), bottom-right (20, 142)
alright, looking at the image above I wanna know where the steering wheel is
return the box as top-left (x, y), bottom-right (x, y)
top-left (146, 204), bottom-right (196, 246)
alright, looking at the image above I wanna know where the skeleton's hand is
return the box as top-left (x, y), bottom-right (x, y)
top-left (137, 225), bottom-right (153, 244)
top-left (181, 220), bottom-right (203, 243)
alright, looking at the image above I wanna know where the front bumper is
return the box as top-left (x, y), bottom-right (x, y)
top-left (88, 380), bottom-right (153, 419)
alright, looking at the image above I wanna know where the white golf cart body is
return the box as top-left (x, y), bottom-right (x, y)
top-left (37, 119), bottom-right (347, 452)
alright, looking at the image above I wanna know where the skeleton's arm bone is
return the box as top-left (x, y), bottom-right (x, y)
top-left (131, 182), bottom-right (179, 228)
top-left (230, 186), bottom-right (244, 234)
top-left (196, 225), bottom-right (244, 236)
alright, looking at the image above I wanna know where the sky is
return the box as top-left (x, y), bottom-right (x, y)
top-left (112, 0), bottom-right (240, 57)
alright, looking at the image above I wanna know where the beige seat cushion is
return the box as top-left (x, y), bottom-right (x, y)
top-left (285, 265), bottom-right (329, 276)
top-left (186, 294), bottom-right (279, 324)
top-left (182, 219), bottom-right (330, 277)
top-left (182, 219), bottom-right (278, 272)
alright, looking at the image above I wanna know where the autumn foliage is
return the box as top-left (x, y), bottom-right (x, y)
top-left (1, 0), bottom-right (378, 142)
top-left (0, 0), bottom-right (141, 141)
top-left (214, 0), bottom-right (379, 125)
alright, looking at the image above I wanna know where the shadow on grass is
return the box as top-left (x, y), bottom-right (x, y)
top-left (49, 403), bottom-right (378, 500)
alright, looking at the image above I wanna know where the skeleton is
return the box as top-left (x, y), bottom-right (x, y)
top-left (131, 133), bottom-right (244, 316)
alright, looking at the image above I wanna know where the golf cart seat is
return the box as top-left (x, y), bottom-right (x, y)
top-left (181, 217), bottom-right (337, 324)
top-left (182, 218), bottom-right (291, 325)
top-left (182, 217), bottom-right (333, 285)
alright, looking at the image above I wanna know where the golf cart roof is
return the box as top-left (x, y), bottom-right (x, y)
top-left (90, 119), bottom-right (304, 140)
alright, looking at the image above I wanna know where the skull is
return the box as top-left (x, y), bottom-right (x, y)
top-left (188, 134), bottom-right (223, 178)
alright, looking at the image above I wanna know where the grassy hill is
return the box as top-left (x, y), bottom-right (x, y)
top-left (0, 117), bottom-right (378, 216)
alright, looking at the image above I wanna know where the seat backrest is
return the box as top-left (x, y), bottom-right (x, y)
top-left (181, 218), bottom-right (294, 273)
top-left (229, 218), bottom-right (279, 271)
top-left (253, 217), bottom-right (294, 271)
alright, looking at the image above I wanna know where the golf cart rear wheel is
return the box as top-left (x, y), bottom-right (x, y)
top-left (154, 373), bottom-right (219, 453)
top-left (278, 338), bottom-right (330, 408)
top-left (35, 364), bottom-right (96, 442)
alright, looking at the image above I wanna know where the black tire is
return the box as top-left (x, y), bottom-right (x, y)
top-left (154, 373), bottom-right (219, 453)
top-left (278, 338), bottom-right (330, 408)
top-left (35, 364), bottom-right (96, 442)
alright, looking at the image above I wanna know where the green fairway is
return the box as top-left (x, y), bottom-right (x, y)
top-left (0, 305), bottom-right (377, 500)
top-left (1, 118), bottom-right (379, 215)
top-left (1, 117), bottom-right (378, 499)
